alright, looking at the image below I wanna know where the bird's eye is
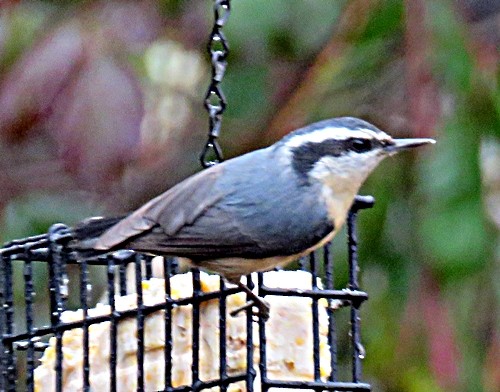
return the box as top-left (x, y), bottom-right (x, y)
top-left (351, 138), bottom-right (372, 153)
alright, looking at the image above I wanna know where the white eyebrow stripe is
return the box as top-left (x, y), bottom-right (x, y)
top-left (284, 127), bottom-right (382, 148)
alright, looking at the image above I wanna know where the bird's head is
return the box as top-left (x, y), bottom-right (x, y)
top-left (278, 117), bottom-right (435, 194)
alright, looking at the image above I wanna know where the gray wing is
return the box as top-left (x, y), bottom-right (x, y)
top-left (125, 184), bottom-right (333, 260)
top-left (96, 148), bottom-right (333, 260)
top-left (125, 202), bottom-right (267, 259)
top-left (94, 164), bottom-right (227, 250)
top-left (95, 160), bottom-right (271, 257)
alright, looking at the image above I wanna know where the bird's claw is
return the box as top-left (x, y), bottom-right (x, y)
top-left (230, 298), bottom-right (270, 322)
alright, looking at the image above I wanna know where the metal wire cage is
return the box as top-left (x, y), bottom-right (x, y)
top-left (0, 196), bottom-right (373, 392)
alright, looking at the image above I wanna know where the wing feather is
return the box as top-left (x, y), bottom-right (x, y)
top-left (127, 204), bottom-right (268, 259)
top-left (94, 165), bottom-right (225, 250)
top-left (94, 149), bottom-right (333, 261)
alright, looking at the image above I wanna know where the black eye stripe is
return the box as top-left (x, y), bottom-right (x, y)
top-left (291, 137), bottom-right (383, 180)
top-left (350, 138), bottom-right (372, 153)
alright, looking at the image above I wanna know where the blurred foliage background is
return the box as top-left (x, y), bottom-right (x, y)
top-left (0, 0), bottom-right (499, 391)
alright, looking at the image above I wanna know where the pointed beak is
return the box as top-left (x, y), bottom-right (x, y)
top-left (385, 138), bottom-right (436, 153)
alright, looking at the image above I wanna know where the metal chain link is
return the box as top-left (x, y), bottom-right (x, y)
top-left (200, 0), bottom-right (231, 168)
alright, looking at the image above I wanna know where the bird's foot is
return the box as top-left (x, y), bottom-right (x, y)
top-left (227, 280), bottom-right (270, 321)
top-left (230, 297), bottom-right (270, 321)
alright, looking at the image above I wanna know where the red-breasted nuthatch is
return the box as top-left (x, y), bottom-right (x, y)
top-left (74, 117), bottom-right (435, 319)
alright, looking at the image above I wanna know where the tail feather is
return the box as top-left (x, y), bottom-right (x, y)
top-left (72, 216), bottom-right (125, 250)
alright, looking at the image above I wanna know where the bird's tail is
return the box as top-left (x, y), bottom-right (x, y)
top-left (72, 216), bottom-right (125, 251)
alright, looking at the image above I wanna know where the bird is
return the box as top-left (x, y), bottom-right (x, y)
top-left (73, 117), bottom-right (435, 320)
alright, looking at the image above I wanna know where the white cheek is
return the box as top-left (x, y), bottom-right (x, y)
top-left (310, 152), bottom-right (385, 224)
top-left (310, 151), bottom-right (383, 187)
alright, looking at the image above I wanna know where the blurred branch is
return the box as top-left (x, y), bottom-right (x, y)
top-left (420, 269), bottom-right (460, 390)
top-left (483, 330), bottom-right (500, 392)
top-left (395, 268), bottom-right (460, 391)
top-left (404, 0), bottom-right (440, 138)
top-left (259, 0), bottom-right (377, 146)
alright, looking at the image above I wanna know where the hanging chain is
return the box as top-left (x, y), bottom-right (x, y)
top-left (200, 0), bottom-right (231, 168)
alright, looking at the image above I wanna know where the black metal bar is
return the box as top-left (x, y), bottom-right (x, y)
top-left (257, 272), bottom-right (268, 392)
top-left (107, 256), bottom-right (117, 392)
top-left (163, 257), bottom-right (173, 392)
top-left (113, 249), bottom-right (136, 297)
top-left (191, 268), bottom-right (201, 391)
top-left (1, 242), bottom-right (48, 259)
top-left (23, 250), bottom-right (35, 392)
top-left (259, 287), bottom-right (367, 304)
top-left (309, 252), bottom-right (321, 382)
top-left (348, 211), bottom-right (360, 291)
top-left (3, 233), bottom-right (48, 248)
top-left (119, 261), bottom-right (127, 296)
top-left (219, 277), bottom-right (228, 392)
top-left (184, 373), bottom-right (247, 391)
top-left (145, 255), bottom-right (153, 280)
top-left (347, 208), bottom-right (364, 383)
top-left (135, 253), bottom-right (145, 391)
top-left (263, 379), bottom-right (371, 391)
top-left (323, 243), bottom-right (338, 382)
top-left (0, 253), bottom-right (6, 392)
top-left (80, 256), bottom-right (90, 391)
top-left (48, 224), bottom-right (71, 392)
top-left (1, 252), bottom-right (15, 392)
top-left (245, 275), bottom-right (255, 392)
top-left (1, 248), bottom-right (145, 266)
